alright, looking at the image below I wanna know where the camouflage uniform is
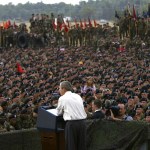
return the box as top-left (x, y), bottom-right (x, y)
top-left (5, 26), bottom-right (14, 48)
top-left (119, 17), bottom-right (125, 39)
top-left (20, 113), bottom-right (34, 129)
top-left (145, 21), bottom-right (150, 40)
top-left (0, 27), bottom-right (3, 47)
top-left (137, 18), bottom-right (146, 40)
top-left (68, 27), bottom-right (73, 46)
top-left (129, 18), bottom-right (136, 40)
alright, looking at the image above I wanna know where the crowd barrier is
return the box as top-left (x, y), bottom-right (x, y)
top-left (0, 120), bottom-right (149, 150)
top-left (0, 128), bottom-right (42, 150)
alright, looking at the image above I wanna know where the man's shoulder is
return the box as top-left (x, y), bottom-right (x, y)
top-left (124, 115), bottom-right (133, 121)
top-left (92, 110), bottom-right (105, 119)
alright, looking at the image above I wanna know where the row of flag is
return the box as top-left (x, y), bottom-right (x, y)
top-left (1, 18), bottom-right (98, 32)
top-left (115, 3), bottom-right (150, 20)
top-left (0, 20), bottom-right (17, 29)
top-left (53, 18), bottom-right (98, 32)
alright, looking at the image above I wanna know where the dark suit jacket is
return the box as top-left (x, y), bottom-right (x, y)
top-left (91, 110), bottom-right (105, 119)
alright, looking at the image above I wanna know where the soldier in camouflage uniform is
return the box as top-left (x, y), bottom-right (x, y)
top-left (29, 14), bottom-right (35, 29)
top-left (74, 25), bottom-right (80, 46)
top-left (62, 27), bottom-right (69, 46)
top-left (137, 18), bottom-right (147, 40)
top-left (30, 26), bottom-right (39, 48)
top-left (71, 25), bottom-right (78, 46)
top-left (68, 26), bottom-right (74, 46)
top-left (85, 26), bottom-right (91, 46)
top-left (20, 110), bottom-right (34, 129)
top-left (54, 29), bottom-right (62, 46)
top-left (118, 17), bottom-right (125, 40)
top-left (1, 28), bottom-right (7, 48)
top-left (112, 23), bottom-right (119, 37)
top-left (77, 25), bottom-right (83, 46)
top-left (0, 26), bottom-right (3, 47)
top-left (123, 16), bottom-right (130, 37)
top-left (5, 26), bottom-right (14, 48)
top-left (145, 20), bottom-right (150, 40)
top-left (129, 18), bottom-right (137, 40)
top-left (96, 24), bottom-right (103, 39)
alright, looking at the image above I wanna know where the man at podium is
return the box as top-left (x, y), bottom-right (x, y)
top-left (56, 81), bottom-right (87, 150)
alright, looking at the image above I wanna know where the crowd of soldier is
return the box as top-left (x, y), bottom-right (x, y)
top-left (118, 15), bottom-right (150, 40)
top-left (0, 14), bottom-right (150, 132)
top-left (0, 13), bottom-right (150, 49)
top-left (0, 39), bottom-right (149, 132)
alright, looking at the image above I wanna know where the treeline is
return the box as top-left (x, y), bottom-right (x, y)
top-left (0, 0), bottom-right (149, 21)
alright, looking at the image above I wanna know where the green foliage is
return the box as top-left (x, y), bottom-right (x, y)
top-left (0, 0), bottom-right (149, 21)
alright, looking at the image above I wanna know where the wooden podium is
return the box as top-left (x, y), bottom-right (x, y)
top-left (37, 106), bottom-right (65, 150)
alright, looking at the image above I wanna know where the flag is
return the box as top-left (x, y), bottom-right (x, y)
top-left (84, 19), bottom-right (87, 28)
top-left (13, 21), bottom-right (17, 29)
top-left (59, 23), bottom-right (63, 30)
top-left (16, 63), bottom-right (25, 74)
top-left (7, 20), bottom-right (11, 27)
top-left (88, 17), bottom-right (92, 27)
top-left (60, 17), bottom-right (68, 32)
top-left (6, 21), bottom-right (9, 29)
top-left (52, 21), bottom-right (57, 30)
top-left (4, 21), bottom-right (8, 29)
top-left (80, 19), bottom-right (83, 28)
top-left (64, 24), bottom-right (69, 32)
top-left (115, 11), bottom-right (120, 19)
top-left (127, 2), bottom-right (131, 16)
top-left (66, 19), bottom-right (70, 28)
top-left (74, 19), bottom-right (78, 28)
top-left (133, 5), bottom-right (137, 19)
top-left (94, 19), bottom-right (97, 27)
top-left (63, 23), bottom-right (69, 32)
top-left (117, 45), bottom-right (125, 52)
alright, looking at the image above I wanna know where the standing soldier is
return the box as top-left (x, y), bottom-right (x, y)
top-left (137, 18), bottom-right (146, 40)
top-left (2, 28), bottom-right (7, 48)
top-left (73, 25), bottom-right (78, 47)
top-left (35, 14), bottom-right (40, 27)
top-left (50, 13), bottom-right (55, 34)
top-left (112, 23), bottom-right (119, 37)
top-left (118, 17), bottom-right (125, 39)
top-left (77, 26), bottom-right (83, 46)
top-left (68, 26), bottom-right (73, 46)
top-left (124, 16), bottom-right (130, 37)
top-left (29, 14), bottom-right (35, 29)
top-left (0, 26), bottom-right (3, 47)
top-left (146, 19), bottom-right (150, 36)
top-left (54, 29), bottom-right (62, 46)
top-left (57, 14), bottom-right (63, 32)
top-left (63, 25), bottom-right (70, 46)
top-left (129, 18), bottom-right (136, 40)
top-left (85, 26), bottom-right (91, 46)
top-left (96, 24), bottom-right (103, 39)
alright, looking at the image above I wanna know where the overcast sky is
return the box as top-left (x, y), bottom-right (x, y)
top-left (0, 0), bottom-right (88, 5)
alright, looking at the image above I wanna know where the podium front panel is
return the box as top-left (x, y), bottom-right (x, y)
top-left (36, 106), bottom-right (65, 131)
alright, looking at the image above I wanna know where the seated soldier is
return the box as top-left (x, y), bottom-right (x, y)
top-left (133, 104), bottom-right (145, 121)
top-left (145, 111), bottom-right (150, 123)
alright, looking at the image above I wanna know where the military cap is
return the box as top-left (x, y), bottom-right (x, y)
top-left (140, 98), bottom-right (148, 102)
top-left (135, 104), bottom-right (143, 110)
top-left (145, 111), bottom-right (150, 116)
